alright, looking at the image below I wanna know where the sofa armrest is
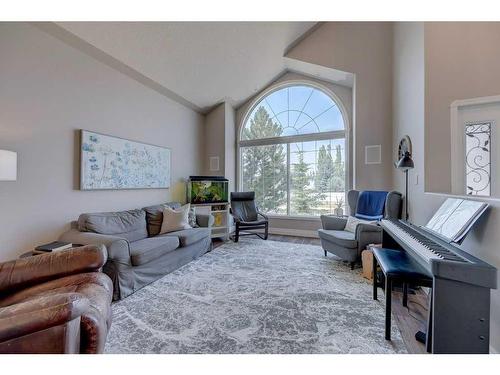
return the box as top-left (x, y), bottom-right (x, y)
top-left (355, 223), bottom-right (381, 235)
top-left (0, 293), bottom-right (89, 344)
top-left (59, 229), bottom-right (130, 263)
top-left (196, 213), bottom-right (214, 228)
top-left (356, 224), bottom-right (382, 255)
top-left (320, 215), bottom-right (347, 230)
top-left (0, 245), bottom-right (107, 294)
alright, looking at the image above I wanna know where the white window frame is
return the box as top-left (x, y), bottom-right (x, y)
top-left (236, 80), bottom-right (351, 218)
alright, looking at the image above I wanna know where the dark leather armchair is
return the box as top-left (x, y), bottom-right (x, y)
top-left (230, 192), bottom-right (269, 242)
top-left (0, 245), bottom-right (113, 353)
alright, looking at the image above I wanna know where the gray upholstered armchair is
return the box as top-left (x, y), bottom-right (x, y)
top-left (318, 190), bottom-right (402, 269)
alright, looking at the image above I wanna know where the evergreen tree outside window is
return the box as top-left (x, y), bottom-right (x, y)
top-left (239, 83), bottom-right (348, 216)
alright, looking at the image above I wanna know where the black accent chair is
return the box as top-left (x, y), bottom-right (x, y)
top-left (230, 192), bottom-right (269, 242)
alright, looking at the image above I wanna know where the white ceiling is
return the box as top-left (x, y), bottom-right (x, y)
top-left (57, 22), bottom-right (316, 112)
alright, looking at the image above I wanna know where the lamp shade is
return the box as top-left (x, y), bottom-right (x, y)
top-left (0, 150), bottom-right (17, 181)
top-left (396, 151), bottom-right (414, 171)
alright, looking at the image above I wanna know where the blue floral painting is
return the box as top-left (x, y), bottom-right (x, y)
top-left (80, 130), bottom-right (170, 190)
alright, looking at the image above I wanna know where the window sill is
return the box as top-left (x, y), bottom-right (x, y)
top-left (267, 215), bottom-right (321, 222)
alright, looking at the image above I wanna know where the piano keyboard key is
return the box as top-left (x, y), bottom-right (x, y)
top-left (382, 219), bottom-right (467, 263)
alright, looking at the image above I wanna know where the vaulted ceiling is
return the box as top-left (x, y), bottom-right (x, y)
top-left (56, 22), bottom-right (317, 112)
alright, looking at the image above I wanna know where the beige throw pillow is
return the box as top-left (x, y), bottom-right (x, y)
top-left (344, 216), bottom-right (377, 233)
top-left (160, 204), bottom-right (192, 234)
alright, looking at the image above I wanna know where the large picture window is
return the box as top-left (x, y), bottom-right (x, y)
top-left (239, 83), bottom-right (349, 216)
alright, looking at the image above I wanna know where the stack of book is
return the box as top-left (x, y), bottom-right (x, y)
top-left (33, 241), bottom-right (73, 255)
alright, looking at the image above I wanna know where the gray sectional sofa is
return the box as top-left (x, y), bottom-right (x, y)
top-left (59, 202), bottom-right (213, 300)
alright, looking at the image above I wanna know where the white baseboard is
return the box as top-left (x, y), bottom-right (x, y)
top-left (269, 227), bottom-right (319, 238)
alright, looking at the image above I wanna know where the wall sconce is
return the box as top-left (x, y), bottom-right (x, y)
top-left (0, 150), bottom-right (17, 181)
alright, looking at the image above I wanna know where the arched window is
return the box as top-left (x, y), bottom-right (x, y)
top-left (238, 83), bottom-right (349, 216)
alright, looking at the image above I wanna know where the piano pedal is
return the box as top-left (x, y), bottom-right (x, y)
top-left (415, 330), bottom-right (426, 344)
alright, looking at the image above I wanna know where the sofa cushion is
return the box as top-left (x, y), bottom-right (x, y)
top-left (161, 228), bottom-right (210, 247)
top-left (142, 202), bottom-right (181, 237)
top-left (318, 229), bottom-right (358, 249)
top-left (129, 236), bottom-right (180, 266)
top-left (160, 204), bottom-right (192, 234)
top-left (78, 209), bottom-right (148, 242)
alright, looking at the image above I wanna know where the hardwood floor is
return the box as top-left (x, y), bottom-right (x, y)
top-left (391, 289), bottom-right (428, 354)
top-left (212, 234), bottom-right (429, 354)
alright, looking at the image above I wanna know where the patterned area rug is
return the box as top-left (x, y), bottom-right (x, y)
top-left (105, 239), bottom-right (406, 353)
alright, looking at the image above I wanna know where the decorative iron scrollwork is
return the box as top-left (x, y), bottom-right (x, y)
top-left (465, 121), bottom-right (491, 196)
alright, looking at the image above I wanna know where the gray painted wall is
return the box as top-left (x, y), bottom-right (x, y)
top-left (393, 22), bottom-right (500, 353)
top-left (286, 22), bottom-right (394, 192)
top-left (425, 22), bottom-right (500, 195)
top-left (204, 102), bottom-right (226, 175)
top-left (254, 22), bottom-right (393, 235)
top-left (203, 101), bottom-right (236, 193)
top-left (224, 103), bottom-right (236, 193)
top-left (0, 23), bottom-right (204, 261)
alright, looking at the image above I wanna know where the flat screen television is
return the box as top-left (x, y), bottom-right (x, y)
top-left (187, 176), bottom-right (229, 204)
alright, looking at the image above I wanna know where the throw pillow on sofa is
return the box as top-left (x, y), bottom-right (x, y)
top-left (160, 204), bottom-right (192, 234)
top-left (188, 207), bottom-right (199, 228)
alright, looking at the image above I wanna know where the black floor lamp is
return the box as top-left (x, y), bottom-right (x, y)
top-left (396, 151), bottom-right (414, 221)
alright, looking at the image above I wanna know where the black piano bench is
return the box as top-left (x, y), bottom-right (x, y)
top-left (372, 248), bottom-right (432, 341)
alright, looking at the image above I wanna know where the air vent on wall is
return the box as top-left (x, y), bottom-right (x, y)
top-left (365, 145), bottom-right (382, 165)
top-left (209, 156), bottom-right (220, 171)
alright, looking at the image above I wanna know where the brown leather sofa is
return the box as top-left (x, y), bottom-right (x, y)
top-left (0, 245), bottom-right (113, 354)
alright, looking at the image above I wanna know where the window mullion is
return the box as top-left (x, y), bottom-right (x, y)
top-left (287, 143), bottom-right (291, 216)
top-left (239, 130), bottom-right (345, 148)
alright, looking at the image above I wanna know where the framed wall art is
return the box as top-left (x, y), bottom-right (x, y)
top-left (80, 130), bottom-right (171, 190)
